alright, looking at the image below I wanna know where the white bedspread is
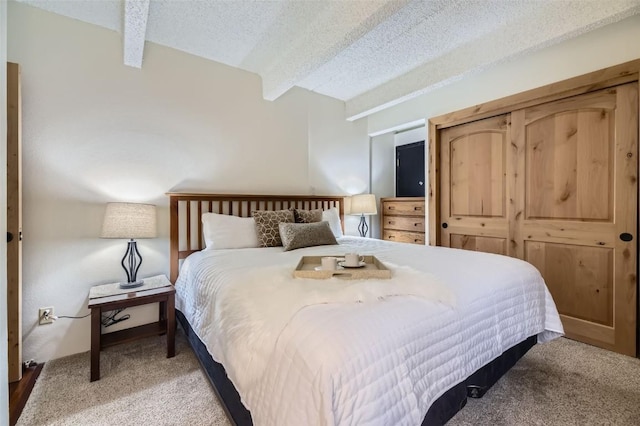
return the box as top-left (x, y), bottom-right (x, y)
top-left (176, 237), bottom-right (563, 426)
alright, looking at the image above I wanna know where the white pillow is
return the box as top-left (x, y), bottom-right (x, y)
top-left (202, 213), bottom-right (259, 250)
top-left (322, 207), bottom-right (343, 238)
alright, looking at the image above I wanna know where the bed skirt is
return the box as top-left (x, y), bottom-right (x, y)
top-left (177, 309), bottom-right (536, 426)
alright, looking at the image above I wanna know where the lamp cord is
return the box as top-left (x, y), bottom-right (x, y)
top-left (101, 308), bottom-right (130, 327)
top-left (54, 309), bottom-right (130, 328)
top-left (47, 310), bottom-right (130, 329)
top-left (56, 313), bottom-right (91, 319)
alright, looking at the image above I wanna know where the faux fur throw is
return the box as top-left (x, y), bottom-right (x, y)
top-left (215, 263), bottom-right (456, 392)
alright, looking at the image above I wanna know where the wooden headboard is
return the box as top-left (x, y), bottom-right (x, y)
top-left (167, 193), bottom-right (345, 283)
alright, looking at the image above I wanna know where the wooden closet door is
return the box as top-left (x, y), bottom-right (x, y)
top-left (439, 115), bottom-right (512, 256)
top-left (514, 84), bottom-right (637, 356)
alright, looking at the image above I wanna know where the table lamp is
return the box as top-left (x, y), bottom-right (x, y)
top-left (350, 194), bottom-right (377, 237)
top-left (100, 202), bottom-right (157, 288)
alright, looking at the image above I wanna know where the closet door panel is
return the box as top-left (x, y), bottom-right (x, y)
top-left (450, 234), bottom-right (507, 255)
top-left (520, 84), bottom-right (637, 356)
top-left (450, 131), bottom-right (504, 217)
top-left (525, 241), bottom-right (613, 326)
top-left (525, 109), bottom-right (613, 221)
top-left (440, 115), bottom-right (511, 256)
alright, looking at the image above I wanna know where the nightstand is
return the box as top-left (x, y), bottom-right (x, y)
top-left (87, 275), bottom-right (175, 381)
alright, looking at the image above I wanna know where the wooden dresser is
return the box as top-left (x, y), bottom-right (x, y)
top-left (380, 197), bottom-right (426, 245)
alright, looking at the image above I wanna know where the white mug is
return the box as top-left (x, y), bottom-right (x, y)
top-left (321, 256), bottom-right (338, 270)
top-left (344, 253), bottom-right (364, 267)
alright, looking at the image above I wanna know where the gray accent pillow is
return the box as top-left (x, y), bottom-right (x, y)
top-left (252, 209), bottom-right (294, 247)
top-left (278, 221), bottom-right (338, 251)
top-left (292, 208), bottom-right (323, 224)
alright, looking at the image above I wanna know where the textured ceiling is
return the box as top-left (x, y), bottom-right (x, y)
top-left (16, 0), bottom-right (640, 120)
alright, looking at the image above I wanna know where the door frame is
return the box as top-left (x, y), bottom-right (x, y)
top-left (6, 62), bottom-right (21, 382)
top-left (427, 59), bottom-right (640, 357)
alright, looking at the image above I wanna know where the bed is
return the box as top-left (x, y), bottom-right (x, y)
top-left (168, 193), bottom-right (563, 426)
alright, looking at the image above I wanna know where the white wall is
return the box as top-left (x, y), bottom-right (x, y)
top-left (367, 14), bottom-right (640, 136)
top-left (394, 126), bottom-right (425, 148)
top-left (8, 2), bottom-right (368, 362)
top-left (307, 93), bottom-right (369, 233)
top-left (1, 0), bottom-right (10, 423)
top-left (370, 133), bottom-right (394, 239)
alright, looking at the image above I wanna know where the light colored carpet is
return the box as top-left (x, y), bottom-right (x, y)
top-left (18, 332), bottom-right (230, 426)
top-left (448, 337), bottom-right (640, 425)
top-left (19, 332), bottom-right (640, 425)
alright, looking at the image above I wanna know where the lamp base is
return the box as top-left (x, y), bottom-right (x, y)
top-left (119, 280), bottom-right (144, 289)
top-left (120, 239), bottom-right (143, 288)
top-left (357, 214), bottom-right (369, 238)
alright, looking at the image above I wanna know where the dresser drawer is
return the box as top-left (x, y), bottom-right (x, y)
top-left (382, 201), bottom-right (425, 216)
top-left (382, 216), bottom-right (425, 232)
top-left (383, 230), bottom-right (425, 245)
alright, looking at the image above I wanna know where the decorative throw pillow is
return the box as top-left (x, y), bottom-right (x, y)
top-left (322, 207), bottom-right (343, 238)
top-left (252, 209), bottom-right (294, 247)
top-left (278, 221), bottom-right (338, 251)
top-left (201, 213), bottom-right (259, 250)
top-left (292, 208), bottom-right (322, 224)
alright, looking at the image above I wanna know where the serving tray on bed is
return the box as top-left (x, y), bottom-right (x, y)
top-left (294, 255), bottom-right (392, 280)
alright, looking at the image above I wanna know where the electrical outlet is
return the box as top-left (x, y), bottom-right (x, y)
top-left (39, 307), bottom-right (54, 325)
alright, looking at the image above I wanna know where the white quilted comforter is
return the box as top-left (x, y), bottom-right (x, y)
top-left (176, 237), bottom-right (563, 426)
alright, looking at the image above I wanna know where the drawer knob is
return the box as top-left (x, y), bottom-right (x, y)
top-left (414, 206), bottom-right (422, 211)
top-left (442, 223), bottom-right (448, 229)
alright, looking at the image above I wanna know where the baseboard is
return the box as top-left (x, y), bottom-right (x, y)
top-left (9, 362), bottom-right (44, 426)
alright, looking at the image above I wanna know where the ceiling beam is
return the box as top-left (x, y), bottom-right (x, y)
top-left (123, 0), bottom-right (150, 68)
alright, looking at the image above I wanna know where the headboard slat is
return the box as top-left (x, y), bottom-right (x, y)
top-left (186, 201), bottom-right (192, 250)
top-left (197, 202), bottom-right (202, 249)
